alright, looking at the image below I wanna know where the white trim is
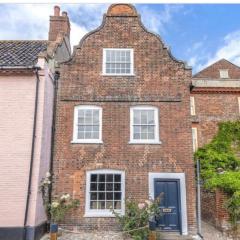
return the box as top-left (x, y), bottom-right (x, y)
top-left (85, 169), bottom-right (125, 217)
top-left (192, 127), bottom-right (198, 152)
top-left (72, 105), bottom-right (102, 144)
top-left (190, 96), bottom-right (196, 116)
top-left (148, 172), bottom-right (188, 235)
top-left (238, 97), bottom-right (240, 115)
top-left (129, 106), bottom-right (160, 144)
top-left (102, 48), bottom-right (134, 76)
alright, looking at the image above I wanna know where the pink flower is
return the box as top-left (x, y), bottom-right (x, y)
top-left (138, 203), bottom-right (146, 209)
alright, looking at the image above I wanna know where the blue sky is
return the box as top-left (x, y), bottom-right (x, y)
top-left (0, 3), bottom-right (239, 73)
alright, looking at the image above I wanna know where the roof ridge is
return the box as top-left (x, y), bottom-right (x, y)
top-left (0, 40), bottom-right (48, 43)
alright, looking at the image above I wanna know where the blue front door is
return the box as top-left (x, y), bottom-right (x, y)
top-left (154, 179), bottom-right (181, 232)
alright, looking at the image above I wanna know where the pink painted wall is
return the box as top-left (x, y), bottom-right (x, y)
top-left (0, 74), bottom-right (36, 227)
top-left (0, 62), bottom-right (55, 228)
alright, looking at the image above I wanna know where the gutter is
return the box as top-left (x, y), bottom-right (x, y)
top-left (196, 158), bottom-right (204, 239)
top-left (23, 66), bottom-right (41, 240)
top-left (49, 71), bottom-right (60, 204)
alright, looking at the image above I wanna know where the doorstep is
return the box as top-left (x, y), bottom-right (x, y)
top-left (156, 232), bottom-right (194, 240)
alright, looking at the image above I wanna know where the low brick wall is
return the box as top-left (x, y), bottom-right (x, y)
top-left (201, 188), bottom-right (230, 230)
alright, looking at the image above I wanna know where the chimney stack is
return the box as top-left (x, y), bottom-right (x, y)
top-left (48, 6), bottom-right (70, 41)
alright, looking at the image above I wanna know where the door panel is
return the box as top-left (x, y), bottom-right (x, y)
top-left (154, 179), bottom-right (181, 231)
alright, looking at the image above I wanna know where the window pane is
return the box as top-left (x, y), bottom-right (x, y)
top-left (114, 201), bottom-right (121, 209)
top-left (85, 110), bottom-right (92, 124)
top-left (99, 174), bottom-right (105, 182)
top-left (133, 133), bottom-right (140, 139)
top-left (141, 125), bottom-right (148, 133)
top-left (90, 183), bottom-right (97, 191)
top-left (106, 183), bottom-right (113, 191)
top-left (85, 132), bottom-right (91, 139)
top-left (92, 132), bottom-right (99, 139)
top-left (78, 131), bottom-right (84, 139)
top-left (90, 192), bottom-right (97, 200)
top-left (106, 192), bottom-right (113, 200)
top-left (98, 183), bottom-right (105, 191)
top-left (148, 132), bottom-right (154, 139)
top-left (148, 110), bottom-right (154, 124)
top-left (114, 183), bottom-right (121, 191)
top-left (99, 201), bottom-right (105, 209)
top-left (133, 110), bottom-right (140, 124)
top-left (90, 201), bottom-right (97, 209)
top-left (93, 110), bottom-right (99, 124)
top-left (106, 201), bottom-right (114, 209)
top-left (114, 192), bottom-right (121, 200)
top-left (106, 174), bottom-right (113, 182)
top-left (91, 174), bottom-right (97, 182)
top-left (78, 110), bottom-right (84, 124)
top-left (141, 132), bottom-right (147, 139)
top-left (98, 192), bottom-right (105, 200)
top-left (114, 174), bottom-right (121, 182)
top-left (141, 111), bottom-right (148, 124)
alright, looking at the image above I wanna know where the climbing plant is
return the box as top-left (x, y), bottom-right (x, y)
top-left (194, 121), bottom-right (240, 226)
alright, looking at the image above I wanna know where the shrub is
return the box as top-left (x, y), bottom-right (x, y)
top-left (113, 197), bottom-right (162, 240)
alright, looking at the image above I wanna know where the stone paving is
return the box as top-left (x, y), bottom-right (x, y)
top-left (41, 221), bottom-right (233, 240)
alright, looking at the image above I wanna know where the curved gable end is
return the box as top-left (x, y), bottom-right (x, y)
top-left (70, 4), bottom-right (189, 69)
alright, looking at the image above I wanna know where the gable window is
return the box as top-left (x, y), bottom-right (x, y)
top-left (85, 169), bottom-right (125, 217)
top-left (72, 106), bottom-right (102, 143)
top-left (103, 48), bottom-right (134, 75)
top-left (190, 96), bottom-right (196, 116)
top-left (130, 106), bottom-right (160, 144)
top-left (219, 69), bottom-right (229, 79)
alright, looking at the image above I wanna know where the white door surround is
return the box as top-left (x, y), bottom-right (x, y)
top-left (148, 172), bottom-right (188, 235)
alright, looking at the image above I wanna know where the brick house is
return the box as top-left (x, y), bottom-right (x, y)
top-left (0, 6), bottom-right (71, 240)
top-left (191, 59), bottom-right (240, 231)
top-left (53, 4), bottom-right (197, 237)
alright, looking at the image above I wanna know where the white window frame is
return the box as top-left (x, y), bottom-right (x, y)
top-left (219, 69), bottom-right (229, 79)
top-left (85, 169), bottom-right (125, 217)
top-left (102, 48), bottom-right (134, 76)
top-left (190, 96), bottom-right (196, 116)
top-left (192, 127), bottom-right (198, 152)
top-left (129, 106), bottom-right (161, 144)
top-left (72, 105), bottom-right (102, 144)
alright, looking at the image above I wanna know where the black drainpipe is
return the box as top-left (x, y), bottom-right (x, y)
top-left (23, 66), bottom-right (41, 240)
top-left (49, 71), bottom-right (60, 204)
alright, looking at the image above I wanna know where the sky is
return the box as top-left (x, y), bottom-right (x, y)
top-left (0, 3), bottom-right (240, 73)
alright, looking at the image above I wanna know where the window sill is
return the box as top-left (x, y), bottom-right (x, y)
top-left (71, 140), bottom-right (103, 144)
top-left (84, 211), bottom-right (120, 218)
top-left (101, 73), bottom-right (135, 77)
top-left (128, 141), bottom-right (162, 145)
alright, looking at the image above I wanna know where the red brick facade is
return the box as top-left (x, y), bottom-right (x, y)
top-left (53, 4), bottom-right (197, 235)
top-left (191, 59), bottom-right (240, 230)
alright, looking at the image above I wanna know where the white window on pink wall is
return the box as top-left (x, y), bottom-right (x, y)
top-left (72, 105), bottom-right (102, 144)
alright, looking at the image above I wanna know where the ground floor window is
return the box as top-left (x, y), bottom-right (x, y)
top-left (85, 169), bottom-right (125, 217)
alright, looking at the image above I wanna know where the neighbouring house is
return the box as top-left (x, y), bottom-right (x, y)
top-left (191, 59), bottom-right (240, 231)
top-left (0, 6), bottom-right (71, 240)
top-left (52, 4), bottom-right (197, 238)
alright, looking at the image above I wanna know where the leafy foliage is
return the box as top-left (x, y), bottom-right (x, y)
top-left (194, 121), bottom-right (240, 225)
top-left (113, 197), bottom-right (162, 240)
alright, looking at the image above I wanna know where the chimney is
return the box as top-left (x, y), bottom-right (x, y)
top-left (48, 6), bottom-right (70, 41)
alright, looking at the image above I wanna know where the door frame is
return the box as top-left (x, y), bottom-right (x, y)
top-left (154, 178), bottom-right (181, 233)
top-left (149, 172), bottom-right (188, 235)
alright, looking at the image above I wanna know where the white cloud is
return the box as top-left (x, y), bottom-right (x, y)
top-left (189, 30), bottom-right (240, 73)
top-left (0, 4), bottom-right (107, 49)
top-left (137, 4), bottom-right (183, 35)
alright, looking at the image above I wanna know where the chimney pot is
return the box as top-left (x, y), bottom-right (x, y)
top-left (62, 11), bottom-right (68, 17)
top-left (54, 6), bottom-right (60, 16)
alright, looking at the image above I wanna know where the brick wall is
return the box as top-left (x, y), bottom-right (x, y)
top-left (53, 4), bottom-right (196, 233)
top-left (192, 59), bottom-right (240, 232)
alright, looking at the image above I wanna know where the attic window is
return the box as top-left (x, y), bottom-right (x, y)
top-left (219, 69), bottom-right (229, 79)
top-left (103, 48), bottom-right (134, 75)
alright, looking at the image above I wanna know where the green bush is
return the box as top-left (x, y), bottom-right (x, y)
top-left (195, 121), bottom-right (240, 225)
